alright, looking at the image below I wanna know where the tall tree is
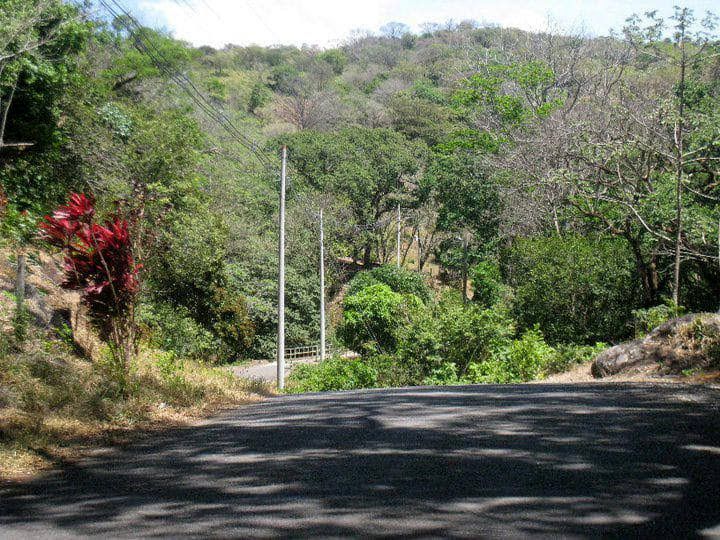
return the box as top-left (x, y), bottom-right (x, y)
top-left (623, 7), bottom-right (719, 305)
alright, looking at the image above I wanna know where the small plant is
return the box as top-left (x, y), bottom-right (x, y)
top-left (632, 300), bottom-right (685, 338)
top-left (12, 304), bottom-right (31, 344)
top-left (95, 345), bottom-right (138, 399)
top-left (286, 357), bottom-right (378, 393)
top-left (156, 350), bottom-right (181, 379)
top-left (56, 322), bottom-right (75, 348)
top-left (154, 351), bottom-right (205, 406)
top-left (422, 362), bottom-right (462, 386)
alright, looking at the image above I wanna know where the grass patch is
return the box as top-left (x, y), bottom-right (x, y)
top-left (0, 338), bottom-right (271, 482)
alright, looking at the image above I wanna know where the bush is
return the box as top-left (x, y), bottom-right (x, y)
top-left (467, 328), bottom-right (557, 383)
top-left (394, 303), bottom-right (444, 384)
top-left (12, 303), bottom-right (31, 344)
top-left (138, 302), bottom-right (217, 360)
top-left (338, 284), bottom-right (417, 353)
top-left (504, 235), bottom-right (639, 344)
top-left (154, 351), bottom-right (205, 406)
top-left (363, 353), bottom-right (410, 388)
top-left (436, 293), bottom-right (514, 374)
top-left (470, 260), bottom-right (504, 308)
top-left (347, 265), bottom-right (431, 303)
top-left (543, 343), bottom-right (607, 375)
top-left (422, 362), bottom-right (461, 386)
top-left (632, 300), bottom-right (685, 338)
top-left (286, 357), bottom-right (378, 393)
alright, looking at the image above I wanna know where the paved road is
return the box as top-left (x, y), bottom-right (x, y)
top-left (231, 359), bottom-right (314, 383)
top-left (1, 384), bottom-right (720, 538)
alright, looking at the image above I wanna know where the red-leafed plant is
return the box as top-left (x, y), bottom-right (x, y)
top-left (40, 193), bottom-right (141, 380)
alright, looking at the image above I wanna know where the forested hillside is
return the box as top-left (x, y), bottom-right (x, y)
top-left (1, 1), bottom-right (719, 391)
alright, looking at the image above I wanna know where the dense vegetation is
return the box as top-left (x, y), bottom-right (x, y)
top-left (1, 2), bottom-right (719, 395)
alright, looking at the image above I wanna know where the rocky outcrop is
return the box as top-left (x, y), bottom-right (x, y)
top-left (592, 313), bottom-right (720, 378)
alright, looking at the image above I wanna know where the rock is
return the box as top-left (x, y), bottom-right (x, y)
top-left (591, 313), bottom-right (720, 378)
top-left (591, 338), bottom-right (653, 378)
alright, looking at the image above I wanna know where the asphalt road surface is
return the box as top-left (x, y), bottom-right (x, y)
top-left (231, 359), bottom-right (313, 383)
top-left (1, 384), bottom-right (719, 538)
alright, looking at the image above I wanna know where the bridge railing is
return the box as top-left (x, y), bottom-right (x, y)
top-left (283, 344), bottom-right (356, 363)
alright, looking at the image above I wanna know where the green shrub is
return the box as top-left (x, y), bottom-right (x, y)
top-left (347, 265), bottom-right (431, 303)
top-left (632, 300), bottom-right (685, 338)
top-left (338, 284), bottom-right (416, 353)
top-left (468, 328), bottom-right (557, 383)
top-left (467, 357), bottom-right (515, 384)
top-left (470, 260), bottom-right (504, 308)
top-left (12, 304), bottom-right (31, 344)
top-left (286, 357), bottom-right (378, 393)
top-left (394, 303), bottom-right (444, 384)
top-left (504, 235), bottom-right (639, 344)
top-left (363, 353), bottom-right (409, 388)
top-left (137, 302), bottom-right (217, 360)
top-left (247, 81), bottom-right (271, 113)
top-left (154, 351), bottom-right (205, 406)
top-left (504, 328), bottom-right (558, 381)
top-left (422, 362), bottom-right (462, 386)
top-left (544, 342), bottom-right (607, 375)
top-left (436, 293), bottom-right (514, 374)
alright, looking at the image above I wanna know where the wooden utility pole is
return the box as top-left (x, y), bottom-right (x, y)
top-left (277, 146), bottom-right (287, 390)
top-left (319, 208), bottom-right (326, 361)
top-left (396, 204), bottom-right (401, 268)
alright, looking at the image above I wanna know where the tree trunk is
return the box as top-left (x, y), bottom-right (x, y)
top-left (672, 29), bottom-right (687, 307)
top-left (627, 236), bottom-right (659, 306)
top-left (362, 243), bottom-right (372, 268)
top-left (0, 77), bottom-right (18, 150)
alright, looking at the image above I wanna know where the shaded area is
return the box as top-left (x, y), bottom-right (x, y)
top-left (1, 384), bottom-right (719, 538)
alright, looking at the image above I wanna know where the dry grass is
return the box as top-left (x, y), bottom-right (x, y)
top-left (0, 248), bottom-right (273, 482)
top-left (0, 344), bottom-right (272, 482)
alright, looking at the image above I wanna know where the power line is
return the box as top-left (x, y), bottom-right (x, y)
top-left (98, 0), bottom-right (273, 169)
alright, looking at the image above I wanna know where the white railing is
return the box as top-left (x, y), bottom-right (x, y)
top-left (285, 345), bottom-right (320, 362)
top-left (282, 344), bottom-right (357, 363)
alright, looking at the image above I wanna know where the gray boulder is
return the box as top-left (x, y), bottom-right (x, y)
top-left (591, 313), bottom-right (719, 378)
top-left (591, 338), bottom-right (653, 378)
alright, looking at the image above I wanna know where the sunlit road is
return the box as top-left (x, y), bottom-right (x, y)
top-left (1, 384), bottom-right (719, 538)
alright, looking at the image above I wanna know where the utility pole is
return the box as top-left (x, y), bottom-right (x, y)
top-left (461, 234), bottom-right (468, 304)
top-left (277, 145), bottom-right (287, 390)
top-left (396, 204), bottom-right (401, 268)
top-left (319, 208), bottom-right (326, 361)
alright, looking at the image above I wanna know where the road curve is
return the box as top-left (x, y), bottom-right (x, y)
top-left (1, 384), bottom-right (719, 538)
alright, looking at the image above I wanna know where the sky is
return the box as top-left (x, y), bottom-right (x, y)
top-left (120, 0), bottom-right (720, 49)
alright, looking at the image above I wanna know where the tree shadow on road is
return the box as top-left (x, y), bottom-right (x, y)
top-left (1, 384), bottom-right (719, 538)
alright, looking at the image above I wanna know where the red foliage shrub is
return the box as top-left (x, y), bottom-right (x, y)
top-left (40, 193), bottom-right (140, 321)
